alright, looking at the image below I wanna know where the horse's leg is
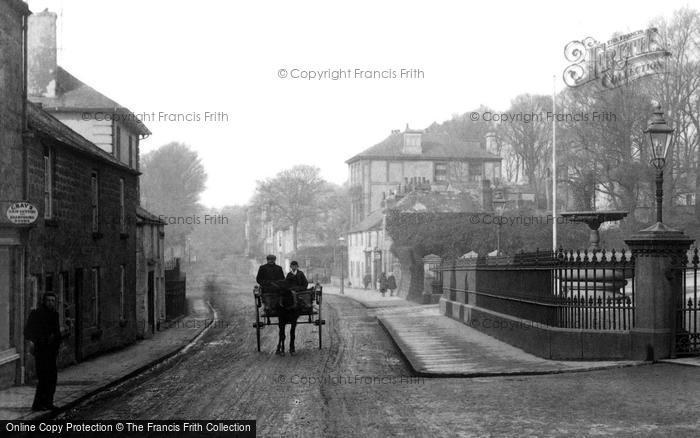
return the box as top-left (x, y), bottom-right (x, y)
top-left (277, 318), bottom-right (286, 356)
top-left (289, 316), bottom-right (298, 355)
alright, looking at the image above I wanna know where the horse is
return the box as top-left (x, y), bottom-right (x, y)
top-left (276, 286), bottom-right (302, 355)
top-left (264, 280), bottom-right (305, 356)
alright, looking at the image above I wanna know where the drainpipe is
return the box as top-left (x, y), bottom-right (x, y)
top-left (21, 12), bottom-right (29, 198)
top-left (19, 10), bottom-right (30, 386)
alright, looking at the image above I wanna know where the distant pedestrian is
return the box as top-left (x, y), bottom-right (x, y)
top-left (25, 292), bottom-right (62, 411)
top-left (387, 273), bottom-right (397, 296)
top-left (379, 272), bottom-right (388, 297)
top-left (363, 274), bottom-right (371, 290)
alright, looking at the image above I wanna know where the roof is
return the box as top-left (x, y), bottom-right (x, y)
top-left (136, 206), bottom-right (166, 225)
top-left (27, 102), bottom-right (139, 174)
top-left (348, 209), bottom-right (385, 233)
top-left (346, 130), bottom-right (501, 164)
top-left (349, 189), bottom-right (480, 233)
top-left (30, 67), bottom-right (151, 135)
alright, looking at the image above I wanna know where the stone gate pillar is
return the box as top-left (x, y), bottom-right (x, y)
top-left (626, 226), bottom-right (693, 361)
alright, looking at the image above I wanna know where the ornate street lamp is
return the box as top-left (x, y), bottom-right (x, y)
top-left (338, 236), bottom-right (346, 294)
top-left (645, 104), bottom-right (675, 226)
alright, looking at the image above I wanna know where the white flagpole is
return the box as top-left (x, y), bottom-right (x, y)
top-left (552, 75), bottom-right (557, 251)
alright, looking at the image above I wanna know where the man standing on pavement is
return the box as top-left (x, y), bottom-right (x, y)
top-left (379, 272), bottom-right (388, 297)
top-left (387, 272), bottom-right (397, 296)
top-left (25, 292), bottom-right (62, 411)
top-left (256, 254), bottom-right (285, 288)
top-left (363, 273), bottom-right (371, 290)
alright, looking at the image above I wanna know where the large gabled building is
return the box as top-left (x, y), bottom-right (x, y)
top-left (344, 126), bottom-right (502, 296)
top-left (346, 126), bottom-right (502, 225)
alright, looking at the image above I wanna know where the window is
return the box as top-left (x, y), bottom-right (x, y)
top-left (45, 273), bottom-right (54, 296)
top-left (469, 162), bottom-right (483, 181)
top-left (128, 136), bottom-right (133, 168)
top-left (434, 162), bottom-right (447, 183)
top-left (45, 272), bottom-right (56, 323)
top-left (114, 125), bottom-right (121, 158)
top-left (90, 268), bottom-right (100, 327)
top-left (119, 178), bottom-right (126, 233)
top-left (91, 171), bottom-right (99, 232)
top-left (150, 227), bottom-right (155, 258)
top-left (134, 137), bottom-right (140, 171)
top-left (44, 149), bottom-right (53, 219)
top-left (119, 265), bottom-right (126, 320)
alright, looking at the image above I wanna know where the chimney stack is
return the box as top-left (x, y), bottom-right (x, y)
top-left (485, 132), bottom-right (497, 154)
top-left (402, 124), bottom-right (423, 155)
top-left (28, 9), bottom-right (58, 98)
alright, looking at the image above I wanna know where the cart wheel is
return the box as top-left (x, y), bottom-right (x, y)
top-left (255, 305), bottom-right (261, 352)
top-left (318, 305), bottom-right (323, 350)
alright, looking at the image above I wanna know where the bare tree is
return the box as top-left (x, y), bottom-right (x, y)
top-left (497, 94), bottom-right (553, 207)
top-left (253, 165), bottom-right (329, 251)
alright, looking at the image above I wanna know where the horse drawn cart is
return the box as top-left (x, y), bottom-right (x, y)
top-left (252, 282), bottom-right (326, 351)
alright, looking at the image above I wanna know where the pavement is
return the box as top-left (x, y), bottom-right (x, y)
top-left (0, 297), bottom-right (214, 421)
top-left (324, 285), bottom-right (418, 309)
top-left (660, 356), bottom-right (700, 367)
top-left (326, 286), bottom-right (647, 377)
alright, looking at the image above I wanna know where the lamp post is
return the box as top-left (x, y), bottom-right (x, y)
top-left (623, 105), bottom-right (693, 361)
top-left (645, 104), bottom-right (674, 225)
top-left (338, 236), bottom-right (345, 294)
top-left (493, 192), bottom-right (507, 256)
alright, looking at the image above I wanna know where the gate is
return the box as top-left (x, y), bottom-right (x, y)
top-left (674, 248), bottom-right (700, 356)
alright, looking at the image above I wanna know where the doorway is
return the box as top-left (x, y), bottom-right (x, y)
top-left (147, 271), bottom-right (155, 334)
top-left (74, 269), bottom-right (83, 362)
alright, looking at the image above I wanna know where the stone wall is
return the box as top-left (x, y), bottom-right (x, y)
top-left (23, 128), bottom-right (140, 372)
top-left (0, 0), bottom-right (30, 390)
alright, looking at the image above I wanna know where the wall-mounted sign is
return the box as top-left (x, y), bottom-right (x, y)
top-left (6, 202), bottom-right (38, 225)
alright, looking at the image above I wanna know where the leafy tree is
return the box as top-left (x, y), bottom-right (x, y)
top-left (300, 182), bottom-right (350, 246)
top-left (189, 205), bottom-right (247, 264)
top-left (253, 165), bottom-right (329, 251)
top-left (140, 142), bottom-right (207, 249)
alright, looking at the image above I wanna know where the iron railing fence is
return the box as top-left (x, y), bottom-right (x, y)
top-left (555, 248), bottom-right (635, 331)
top-left (437, 248), bottom-right (635, 330)
top-left (674, 247), bottom-right (700, 356)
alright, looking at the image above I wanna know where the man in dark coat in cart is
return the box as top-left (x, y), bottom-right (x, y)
top-left (256, 254), bottom-right (285, 287)
top-left (25, 292), bottom-right (62, 411)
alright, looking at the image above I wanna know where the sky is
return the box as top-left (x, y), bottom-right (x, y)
top-left (25, 0), bottom-right (698, 207)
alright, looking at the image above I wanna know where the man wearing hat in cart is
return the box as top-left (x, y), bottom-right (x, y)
top-left (256, 254), bottom-right (286, 287)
